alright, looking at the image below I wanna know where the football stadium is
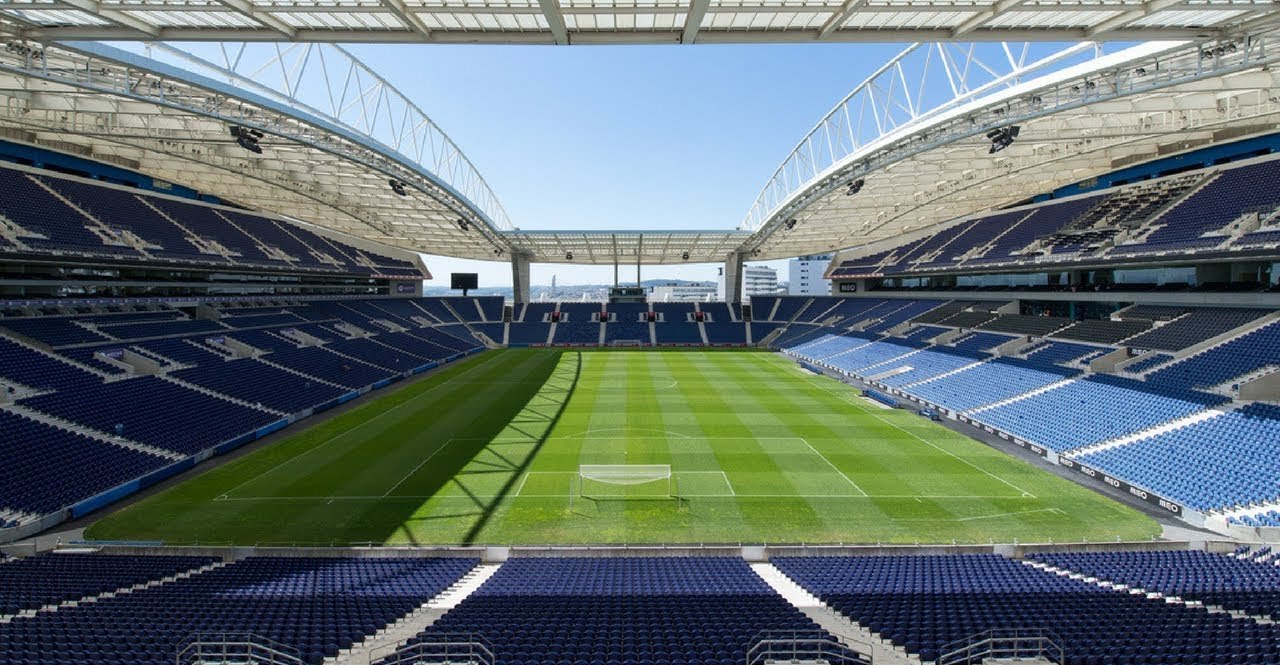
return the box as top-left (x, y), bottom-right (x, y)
top-left (2, 4), bottom-right (1280, 663)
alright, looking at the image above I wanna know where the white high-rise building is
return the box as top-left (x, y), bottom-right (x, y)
top-left (718, 264), bottom-right (780, 301)
top-left (788, 254), bottom-right (833, 296)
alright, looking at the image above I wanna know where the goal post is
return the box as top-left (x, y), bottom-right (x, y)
top-left (572, 464), bottom-right (673, 506)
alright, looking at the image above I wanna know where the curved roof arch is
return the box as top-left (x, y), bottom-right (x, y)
top-left (0, 39), bottom-right (513, 259)
top-left (744, 28), bottom-right (1280, 260)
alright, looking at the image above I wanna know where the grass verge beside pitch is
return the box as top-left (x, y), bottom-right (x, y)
top-left (86, 349), bottom-right (1160, 545)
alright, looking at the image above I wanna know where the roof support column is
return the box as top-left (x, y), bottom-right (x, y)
top-left (511, 253), bottom-right (532, 306)
top-left (723, 251), bottom-right (746, 305)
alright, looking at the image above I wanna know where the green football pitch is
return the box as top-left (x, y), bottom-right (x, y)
top-left (86, 349), bottom-right (1159, 545)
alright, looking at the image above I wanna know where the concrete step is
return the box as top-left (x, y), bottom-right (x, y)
top-left (0, 403), bottom-right (183, 461)
top-left (751, 563), bottom-right (919, 665)
top-left (0, 559), bottom-right (224, 624)
top-left (331, 563), bottom-right (502, 665)
top-left (159, 375), bottom-right (289, 417)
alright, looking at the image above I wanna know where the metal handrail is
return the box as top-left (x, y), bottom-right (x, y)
top-left (746, 629), bottom-right (872, 665)
top-left (375, 632), bottom-right (495, 665)
top-left (175, 632), bottom-right (303, 665)
top-left (937, 627), bottom-right (1064, 665)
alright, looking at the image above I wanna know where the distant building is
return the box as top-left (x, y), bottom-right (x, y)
top-left (788, 254), bottom-right (833, 296)
top-left (718, 264), bottom-right (780, 302)
top-left (743, 265), bottom-right (779, 299)
top-left (650, 284), bottom-right (718, 302)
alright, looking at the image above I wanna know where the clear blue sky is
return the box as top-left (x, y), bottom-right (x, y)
top-left (346, 43), bottom-right (907, 287)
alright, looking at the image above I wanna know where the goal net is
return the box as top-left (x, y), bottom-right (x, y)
top-left (574, 464), bottom-right (673, 502)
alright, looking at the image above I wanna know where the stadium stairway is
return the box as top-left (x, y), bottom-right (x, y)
top-left (0, 403), bottom-right (183, 461)
top-left (751, 562), bottom-right (919, 665)
top-left (1066, 406), bottom-right (1230, 457)
top-left (1020, 558), bottom-right (1277, 625)
top-left (965, 376), bottom-right (1075, 414)
top-left (333, 562), bottom-right (501, 665)
top-left (0, 557), bottom-right (225, 624)
top-left (159, 375), bottom-right (289, 417)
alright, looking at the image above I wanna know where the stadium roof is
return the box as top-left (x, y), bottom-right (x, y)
top-left (505, 230), bottom-right (751, 265)
top-left (0, 40), bottom-right (514, 260)
top-left (739, 32), bottom-right (1280, 260)
top-left (1, 24), bottom-right (1279, 265)
top-left (1, 0), bottom-right (1277, 44)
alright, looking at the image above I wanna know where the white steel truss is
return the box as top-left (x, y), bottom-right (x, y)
top-left (0, 39), bottom-right (512, 259)
top-left (743, 30), bottom-right (1280, 260)
top-left (0, 0), bottom-right (1277, 44)
top-left (504, 230), bottom-right (751, 265)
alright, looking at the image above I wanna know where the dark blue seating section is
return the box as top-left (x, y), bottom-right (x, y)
top-left (0, 553), bottom-right (217, 616)
top-left (20, 376), bottom-right (281, 456)
top-left (773, 554), bottom-right (1280, 664)
top-left (1052, 319), bottom-right (1152, 345)
top-left (552, 303), bottom-right (602, 345)
top-left (654, 319), bottom-right (703, 345)
top-left (1147, 320), bottom-right (1280, 391)
top-left (262, 345), bottom-right (395, 389)
top-left (827, 156), bottom-right (1280, 277)
top-left (1122, 352), bottom-right (1175, 373)
top-left (1021, 341), bottom-right (1109, 368)
top-left (398, 557), bottom-right (865, 665)
top-left (604, 303), bottom-right (651, 345)
top-left (0, 297), bottom-right (486, 528)
top-left (0, 337), bottom-right (103, 390)
top-left (1118, 308), bottom-right (1271, 352)
top-left (0, 316), bottom-right (113, 346)
top-left (0, 164), bottom-right (421, 277)
top-left (172, 360), bottom-right (347, 414)
top-left (0, 556), bottom-right (477, 665)
top-left (0, 410), bottom-right (170, 517)
top-left (769, 324), bottom-right (830, 350)
top-left (1027, 550), bottom-right (1280, 621)
top-left (950, 331), bottom-right (1015, 352)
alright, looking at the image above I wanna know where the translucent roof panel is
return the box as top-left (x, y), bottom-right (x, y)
top-left (2, 0), bottom-right (1274, 43)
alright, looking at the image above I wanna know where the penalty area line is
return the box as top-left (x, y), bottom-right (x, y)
top-left (799, 437), bottom-right (867, 497)
top-left (791, 369), bottom-right (1036, 499)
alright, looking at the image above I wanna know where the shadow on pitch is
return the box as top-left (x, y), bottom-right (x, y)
top-left (383, 349), bottom-right (581, 546)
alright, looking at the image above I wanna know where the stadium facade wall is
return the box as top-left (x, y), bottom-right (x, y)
top-left (11, 539), bottom-right (1240, 563)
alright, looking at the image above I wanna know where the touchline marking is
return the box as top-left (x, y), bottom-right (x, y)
top-left (799, 437), bottom-right (867, 496)
top-left (556, 427), bottom-right (695, 440)
top-left (382, 438), bottom-right (458, 497)
top-left (788, 364), bottom-right (1036, 499)
top-left (218, 351), bottom-right (511, 500)
top-left (214, 493), bottom-right (1029, 502)
top-left (958, 508), bottom-right (1065, 522)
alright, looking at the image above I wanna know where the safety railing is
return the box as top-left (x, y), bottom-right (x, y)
top-left (937, 627), bottom-right (1064, 665)
top-left (746, 629), bottom-right (872, 665)
top-left (372, 632), bottom-right (495, 665)
top-left (175, 632), bottom-right (303, 665)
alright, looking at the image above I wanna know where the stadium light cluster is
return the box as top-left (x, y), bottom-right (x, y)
top-left (229, 125), bottom-right (264, 154)
top-left (987, 126), bottom-right (1020, 154)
